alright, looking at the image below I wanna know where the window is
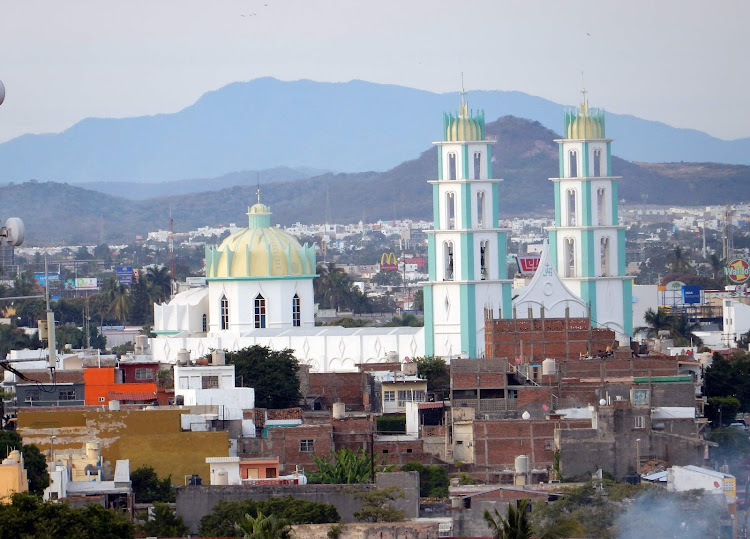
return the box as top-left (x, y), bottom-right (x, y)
top-left (202, 375), bottom-right (219, 389)
top-left (593, 149), bottom-right (602, 177)
top-left (446, 192), bottom-right (456, 229)
top-left (382, 449), bottom-right (389, 454)
top-left (59, 389), bottom-right (76, 401)
top-left (480, 240), bottom-right (489, 280)
top-left (724, 481), bottom-right (734, 492)
top-left (135, 368), bottom-right (154, 381)
top-left (473, 151), bottom-right (481, 179)
top-left (254, 294), bottom-right (266, 329)
top-left (634, 416), bottom-right (645, 429)
top-left (300, 439), bottom-right (314, 452)
top-left (597, 188), bottom-right (606, 225)
top-left (564, 238), bottom-right (576, 278)
top-left (202, 313), bottom-right (207, 332)
top-left (413, 390), bottom-right (426, 402)
top-left (566, 189), bottom-right (577, 226)
top-left (384, 391), bottom-right (395, 402)
top-left (600, 237), bottom-right (610, 277)
top-left (220, 295), bottom-right (229, 330)
top-left (476, 192), bottom-right (485, 228)
top-left (25, 389), bottom-right (40, 402)
top-left (444, 242), bottom-right (454, 281)
top-left (448, 152), bottom-right (457, 180)
top-left (406, 448), bottom-right (413, 454)
top-left (544, 439), bottom-right (555, 451)
top-left (569, 150), bottom-right (578, 178)
top-left (292, 294), bottom-right (301, 327)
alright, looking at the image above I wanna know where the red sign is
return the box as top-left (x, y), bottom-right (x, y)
top-left (727, 258), bottom-right (750, 284)
top-left (517, 255), bottom-right (541, 275)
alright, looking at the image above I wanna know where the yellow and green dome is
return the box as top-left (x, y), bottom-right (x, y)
top-left (443, 103), bottom-right (485, 142)
top-left (565, 101), bottom-right (606, 139)
top-left (205, 203), bottom-right (316, 279)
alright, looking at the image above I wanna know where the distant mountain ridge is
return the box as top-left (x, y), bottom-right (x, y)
top-left (0, 78), bottom-right (749, 185)
top-left (3, 116), bottom-right (749, 246)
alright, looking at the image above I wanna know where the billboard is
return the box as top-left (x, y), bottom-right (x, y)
top-left (33, 273), bottom-right (60, 287)
top-left (380, 252), bottom-right (398, 271)
top-left (726, 258), bottom-right (750, 284)
top-left (682, 285), bottom-right (701, 304)
top-left (516, 255), bottom-right (541, 275)
top-left (116, 266), bottom-right (134, 285)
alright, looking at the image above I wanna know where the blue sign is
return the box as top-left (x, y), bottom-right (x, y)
top-left (682, 285), bottom-right (701, 304)
top-left (116, 266), bottom-right (133, 285)
top-left (33, 273), bottom-right (61, 287)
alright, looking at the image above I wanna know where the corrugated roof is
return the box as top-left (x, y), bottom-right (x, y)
top-left (107, 392), bottom-right (157, 402)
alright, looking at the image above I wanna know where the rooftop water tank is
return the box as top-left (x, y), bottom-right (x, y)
top-left (332, 402), bottom-right (346, 420)
top-left (542, 358), bottom-right (557, 375)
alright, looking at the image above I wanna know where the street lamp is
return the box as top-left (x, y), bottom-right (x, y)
top-left (50, 435), bottom-right (56, 463)
top-left (635, 438), bottom-right (641, 473)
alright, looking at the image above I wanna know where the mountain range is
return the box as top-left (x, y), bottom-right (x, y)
top-left (0, 78), bottom-right (749, 186)
top-left (4, 116), bottom-right (749, 247)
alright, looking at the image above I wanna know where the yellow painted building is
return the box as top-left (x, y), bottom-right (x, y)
top-left (0, 450), bottom-right (29, 503)
top-left (17, 408), bottom-right (229, 484)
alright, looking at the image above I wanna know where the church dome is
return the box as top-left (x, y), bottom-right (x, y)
top-left (444, 102), bottom-right (485, 142)
top-left (205, 202), bottom-right (316, 279)
top-left (565, 101), bottom-right (606, 139)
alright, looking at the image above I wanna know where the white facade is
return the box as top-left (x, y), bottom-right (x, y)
top-left (667, 465), bottom-right (735, 502)
top-left (722, 299), bottom-right (750, 346)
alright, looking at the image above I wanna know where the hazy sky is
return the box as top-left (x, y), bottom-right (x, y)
top-left (0, 0), bottom-right (747, 143)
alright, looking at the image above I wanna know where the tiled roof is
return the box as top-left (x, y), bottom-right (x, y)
top-left (107, 392), bottom-right (157, 402)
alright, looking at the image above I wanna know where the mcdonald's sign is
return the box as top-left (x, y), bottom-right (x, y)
top-left (380, 252), bottom-right (398, 271)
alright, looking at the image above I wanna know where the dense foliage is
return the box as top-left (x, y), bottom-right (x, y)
top-left (309, 448), bottom-right (393, 484)
top-left (352, 486), bottom-right (405, 523)
top-left (705, 351), bottom-right (750, 412)
top-left (401, 462), bottom-right (449, 498)
top-left (225, 345), bottom-right (301, 409)
top-left (198, 497), bottom-right (340, 537)
top-left (130, 465), bottom-right (175, 503)
top-left (138, 502), bottom-right (188, 538)
top-left (415, 355), bottom-right (449, 392)
top-left (0, 492), bottom-right (134, 539)
top-left (376, 415), bottom-right (406, 434)
top-left (233, 510), bottom-right (292, 539)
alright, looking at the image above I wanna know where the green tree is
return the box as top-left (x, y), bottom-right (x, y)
top-left (130, 465), bottom-right (175, 503)
top-left (384, 313), bottom-right (422, 327)
top-left (705, 396), bottom-right (741, 427)
top-left (401, 462), bottom-right (449, 497)
top-left (129, 274), bottom-right (152, 325)
top-left (412, 288), bottom-right (424, 311)
top-left (145, 265), bottom-right (172, 304)
top-left (670, 314), bottom-right (703, 346)
top-left (102, 276), bottom-right (130, 323)
top-left (371, 270), bottom-right (402, 287)
top-left (636, 307), bottom-right (672, 338)
top-left (234, 510), bottom-right (292, 539)
top-left (415, 355), bottom-right (449, 393)
top-left (198, 497), bottom-right (340, 537)
top-left (55, 324), bottom-right (85, 350)
top-left (315, 263), bottom-right (355, 312)
top-left (0, 325), bottom-right (34, 360)
top-left (309, 448), bottom-right (393, 485)
top-left (484, 500), bottom-right (533, 539)
top-left (225, 346), bottom-right (301, 409)
top-left (0, 492), bottom-right (134, 538)
top-left (139, 502), bottom-right (188, 538)
top-left (668, 246), bottom-right (692, 274)
top-left (353, 486), bottom-right (405, 523)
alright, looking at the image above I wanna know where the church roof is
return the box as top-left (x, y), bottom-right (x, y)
top-left (512, 241), bottom-right (587, 318)
top-left (205, 198), bottom-right (316, 280)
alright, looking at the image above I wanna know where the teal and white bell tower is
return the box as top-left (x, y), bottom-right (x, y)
top-left (547, 92), bottom-right (633, 341)
top-left (424, 94), bottom-right (512, 358)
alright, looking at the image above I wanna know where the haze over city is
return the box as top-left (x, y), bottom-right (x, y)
top-left (0, 0), bottom-right (748, 143)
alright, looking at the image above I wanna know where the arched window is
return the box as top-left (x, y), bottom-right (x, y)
top-left (202, 313), bottom-right (207, 332)
top-left (597, 188), bottom-right (606, 226)
top-left (444, 242), bottom-right (454, 281)
top-left (564, 238), bottom-right (576, 278)
top-left (254, 294), bottom-right (266, 329)
top-left (593, 148), bottom-right (602, 177)
top-left (476, 191), bottom-right (486, 228)
top-left (600, 237), bottom-right (611, 277)
top-left (446, 192), bottom-right (456, 230)
top-left (448, 152), bottom-right (457, 180)
top-left (567, 189), bottom-right (577, 226)
top-left (569, 150), bottom-right (578, 178)
top-left (292, 294), bottom-right (301, 327)
top-left (220, 295), bottom-right (229, 330)
top-left (480, 240), bottom-right (489, 280)
top-left (473, 151), bottom-right (482, 179)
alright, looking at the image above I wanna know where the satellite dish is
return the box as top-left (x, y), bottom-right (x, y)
top-left (0, 80), bottom-right (4, 106)
top-left (3, 217), bottom-right (25, 246)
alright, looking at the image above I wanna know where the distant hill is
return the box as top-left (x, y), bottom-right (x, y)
top-left (4, 116), bottom-right (750, 246)
top-left (0, 78), bottom-right (749, 186)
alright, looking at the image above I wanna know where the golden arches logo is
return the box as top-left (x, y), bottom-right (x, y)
top-left (380, 252), bottom-right (397, 266)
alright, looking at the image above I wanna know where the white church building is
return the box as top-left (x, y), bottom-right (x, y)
top-left (149, 93), bottom-right (633, 370)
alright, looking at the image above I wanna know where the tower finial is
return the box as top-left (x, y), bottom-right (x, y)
top-left (256, 172), bottom-right (261, 204)
top-left (459, 72), bottom-right (468, 117)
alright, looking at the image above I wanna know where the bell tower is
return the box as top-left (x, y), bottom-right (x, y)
top-left (547, 91), bottom-right (633, 341)
top-left (423, 92), bottom-right (512, 358)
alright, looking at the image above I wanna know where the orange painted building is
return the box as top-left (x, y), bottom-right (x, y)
top-left (84, 367), bottom-right (157, 405)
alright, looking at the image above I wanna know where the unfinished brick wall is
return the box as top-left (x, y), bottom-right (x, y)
top-left (307, 372), bottom-right (366, 410)
top-left (240, 424), bottom-right (334, 473)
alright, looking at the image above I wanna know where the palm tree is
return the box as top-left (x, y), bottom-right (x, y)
top-left (484, 500), bottom-right (583, 539)
top-left (145, 265), bottom-right (172, 304)
top-left (233, 511), bottom-right (291, 539)
top-left (103, 276), bottom-right (130, 323)
top-left (315, 263), bottom-right (354, 312)
top-left (668, 246), bottom-right (692, 274)
top-left (671, 315), bottom-right (703, 346)
top-left (636, 307), bottom-right (672, 338)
